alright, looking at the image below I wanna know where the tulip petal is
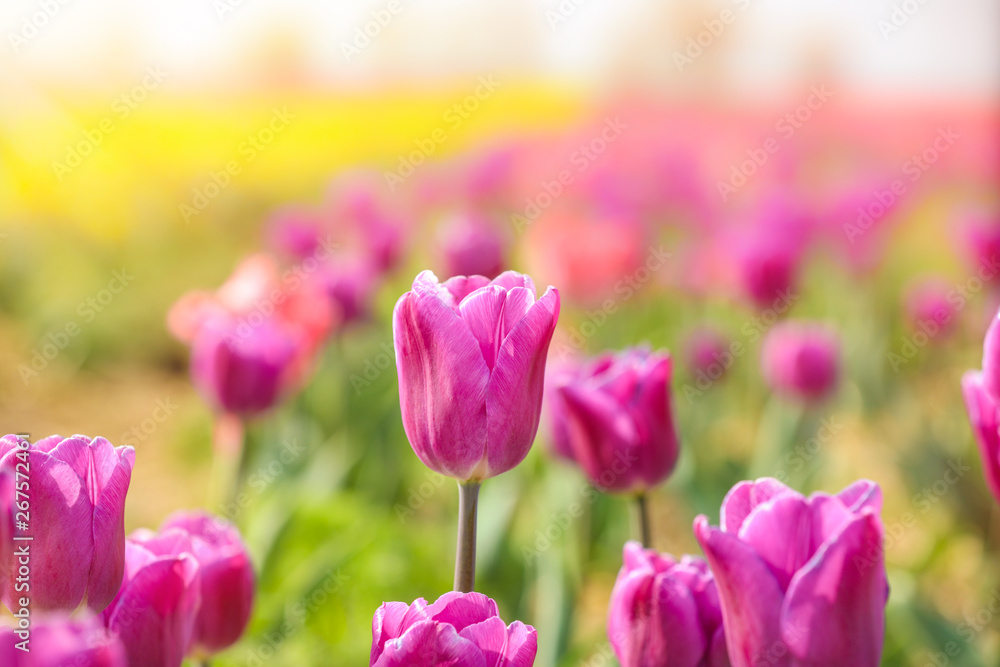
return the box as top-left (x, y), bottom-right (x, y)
top-left (458, 616), bottom-right (508, 667)
top-left (559, 380), bottom-right (640, 491)
top-left (440, 273), bottom-right (492, 305)
top-left (720, 478), bottom-right (795, 534)
top-left (428, 591), bottom-right (499, 632)
top-left (629, 354), bottom-right (679, 488)
top-left (86, 445), bottom-right (135, 612)
top-left (372, 601), bottom-right (412, 664)
top-left (781, 513), bottom-right (886, 666)
top-left (459, 285), bottom-right (507, 370)
top-left (502, 621), bottom-right (538, 667)
top-left (490, 271), bottom-right (536, 294)
top-left (962, 371), bottom-right (1000, 503)
top-left (485, 287), bottom-right (559, 477)
top-left (694, 516), bottom-right (788, 667)
top-left (374, 620), bottom-right (488, 667)
top-left (835, 479), bottom-right (883, 515)
top-left (393, 288), bottom-right (490, 480)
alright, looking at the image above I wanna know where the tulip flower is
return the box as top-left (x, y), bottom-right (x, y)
top-left (962, 310), bottom-right (1000, 503)
top-left (737, 235), bottom-right (799, 311)
top-left (370, 591), bottom-right (537, 667)
top-left (438, 212), bottom-right (507, 279)
top-left (0, 434), bottom-right (134, 614)
top-left (608, 542), bottom-right (729, 667)
top-left (318, 258), bottom-right (379, 326)
top-left (905, 279), bottom-right (957, 341)
top-left (684, 328), bottom-right (732, 385)
top-left (101, 530), bottom-right (202, 667)
top-left (694, 478), bottom-right (887, 667)
top-left (393, 270), bottom-right (559, 590)
top-left (160, 511), bottom-right (255, 656)
top-left (547, 348), bottom-right (679, 545)
top-left (0, 614), bottom-right (127, 666)
top-left (266, 207), bottom-right (324, 260)
top-left (760, 323), bottom-right (840, 403)
top-left (962, 211), bottom-right (1000, 276)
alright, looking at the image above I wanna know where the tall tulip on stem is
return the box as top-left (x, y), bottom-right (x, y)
top-left (393, 271), bottom-right (559, 591)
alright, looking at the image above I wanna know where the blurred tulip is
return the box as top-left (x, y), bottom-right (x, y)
top-left (329, 176), bottom-right (406, 273)
top-left (549, 348), bottom-right (679, 493)
top-left (370, 591), bottom-right (537, 666)
top-left (318, 257), bottom-right (379, 325)
top-left (760, 322), bottom-right (840, 403)
top-left (266, 207), bottom-right (324, 260)
top-left (393, 270), bottom-right (559, 481)
top-left (0, 614), bottom-right (127, 666)
top-left (0, 434), bottom-right (134, 613)
top-left (160, 512), bottom-right (255, 657)
top-left (905, 279), bottom-right (958, 341)
top-left (438, 212), bottom-right (507, 279)
top-left (694, 478), bottom-right (887, 667)
top-left (608, 541), bottom-right (729, 667)
top-left (684, 328), bottom-right (732, 383)
top-left (102, 530), bottom-right (202, 667)
top-left (190, 315), bottom-right (298, 417)
top-left (543, 353), bottom-right (583, 463)
top-left (962, 211), bottom-right (1000, 275)
top-left (962, 310), bottom-right (1000, 503)
top-left (736, 235), bottom-right (800, 310)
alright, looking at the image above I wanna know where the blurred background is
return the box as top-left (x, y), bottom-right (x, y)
top-left (2, 0), bottom-right (999, 664)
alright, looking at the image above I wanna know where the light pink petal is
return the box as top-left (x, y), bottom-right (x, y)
top-left (720, 478), bottom-right (796, 534)
top-left (374, 620), bottom-right (487, 667)
top-left (501, 621), bottom-right (538, 667)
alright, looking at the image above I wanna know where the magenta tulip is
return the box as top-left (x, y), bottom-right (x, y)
top-left (439, 212), bottom-right (507, 280)
top-left (608, 542), bottom-right (729, 667)
top-left (392, 270), bottom-right (559, 482)
top-left (190, 314), bottom-right (298, 417)
top-left (684, 328), bottom-right (732, 383)
top-left (694, 478), bottom-right (887, 667)
top-left (0, 434), bottom-right (134, 614)
top-left (548, 348), bottom-right (679, 493)
top-left (962, 310), bottom-right (1000, 503)
top-left (101, 530), bottom-right (202, 667)
top-left (370, 591), bottom-right (537, 666)
top-left (760, 323), bottom-right (840, 403)
top-left (160, 511), bottom-right (255, 656)
top-left (737, 235), bottom-right (800, 310)
top-left (905, 279), bottom-right (957, 341)
top-left (0, 614), bottom-right (127, 666)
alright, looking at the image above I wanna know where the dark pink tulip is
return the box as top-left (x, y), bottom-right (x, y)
top-left (190, 315), bottom-right (298, 417)
top-left (760, 323), bottom-right (840, 403)
top-left (608, 541), bottom-right (729, 667)
top-left (266, 207), bottom-right (324, 260)
top-left (736, 236), bottom-right (799, 310)
top-left (318, 258), bottom-right (379, 325)
top-left (0, 614), bottom-right (127, 666)
top-left (905, 279), bottom-right (957, 341)
top-left (101, 530), bottom-right (202, 667)
top-left (160, 511), bottom-right (255, 656)
top-left (962, 311), bottom-right (1000, 503)
top-left (370, 591), bottom-right (537, 667)
top-left (684, 328), bottom-right (732, 382)
top-left (694, 478), bottom-right (887, 667)
top-left (543, 355), bottom-right (583, 463)
top-left (962, 211), bottom-right (1000, 274)
top-left (393, 270), bottom-right (559, 481)
top-left (550, 348), bottom-right (679, 493)
top-left (0, 434), bottom-right (134, 614)
top-left (439, 212), bottom-right (507, 280)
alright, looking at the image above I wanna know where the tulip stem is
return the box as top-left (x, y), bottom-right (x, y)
top-left (634, 493), bottom-right (652, 547)
top-left (454, 481), bottom-right (481, 592)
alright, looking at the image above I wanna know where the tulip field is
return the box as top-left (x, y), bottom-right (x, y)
top-left (2, 54), bottom-right (1000, 667)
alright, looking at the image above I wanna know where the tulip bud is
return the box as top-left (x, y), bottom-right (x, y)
top-left (0, 434), bottom-right (134, 614)
top-left (393, 270), bottom-right (559, 481)
top-left (962, 371), bottom-right (1000, 504)
top-left (0, 614), bottom-right (127, 666)
top-left (190, 315), bottom-right (298, 417)
top-left (608, 542), bottom-right (729, 667)
top-left (160, 511), bottom-right (255, 656)
top-left (438, 212), bottom-right (507, 280)
top-left (760, 322), bottom-right (840, 403)
top-left (694, 478), bottom-right (887, 667)
top-left (737, 238), bottom-right (798, 310)
top-left (904, 278), bottom-right (957, 342)
top-left (101, 531), bottom-right (202, 667)
top-left (370, 591), bottom-right (537, 666)
top-left (548, 348), bottom-right (679, 493)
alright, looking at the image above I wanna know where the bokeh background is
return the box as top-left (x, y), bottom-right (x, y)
top-left (2, 0), bottom-right (1000, 664)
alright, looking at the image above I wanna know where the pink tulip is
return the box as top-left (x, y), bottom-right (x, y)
top-left (694, 478), bottom-right (887, 667)
top-left (101, 530), bottom-right (202, 667)
top-left (318, 257), bottom-right (380, 326)
top-left (0, 434), bottom-right (134, 613)
top-left (370, 591), bottom-right (537, 666)
top-left (608, 542), bottom-right (729, 667)
top-left (160, 511), bottom-right (255, 656)
top-left (962, 310), bottom-right (1000, 503)
top-left (962, 211), bottom-right (1000, 275)
top-left (736, 235), bottom-right (799, 310)
top-left (0, 614), bottom-right (127, 666)
top-left (905, 279), bottom-right (957, 341)
top-left (439, 212), bottom-right (507, 280)
top-left (684, 328), bottom-right (732, 383)
top-left (760, 323), bottom-right (840, 403)
top-left (266, 207), bottom-right (324, 260)
top-left (393, 270), bottom-right (559, 481)
top-left (548, 348), bottom-right (679, 493)
top-left (190, 315), bottom-right (298, 417)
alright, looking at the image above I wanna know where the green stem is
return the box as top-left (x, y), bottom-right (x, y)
top-left (634, 493), bottom-right (652, 548)
top-left (454, 481), bottom-right (481, 592)
top-left (211, 413), bottom-right (246, 509)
